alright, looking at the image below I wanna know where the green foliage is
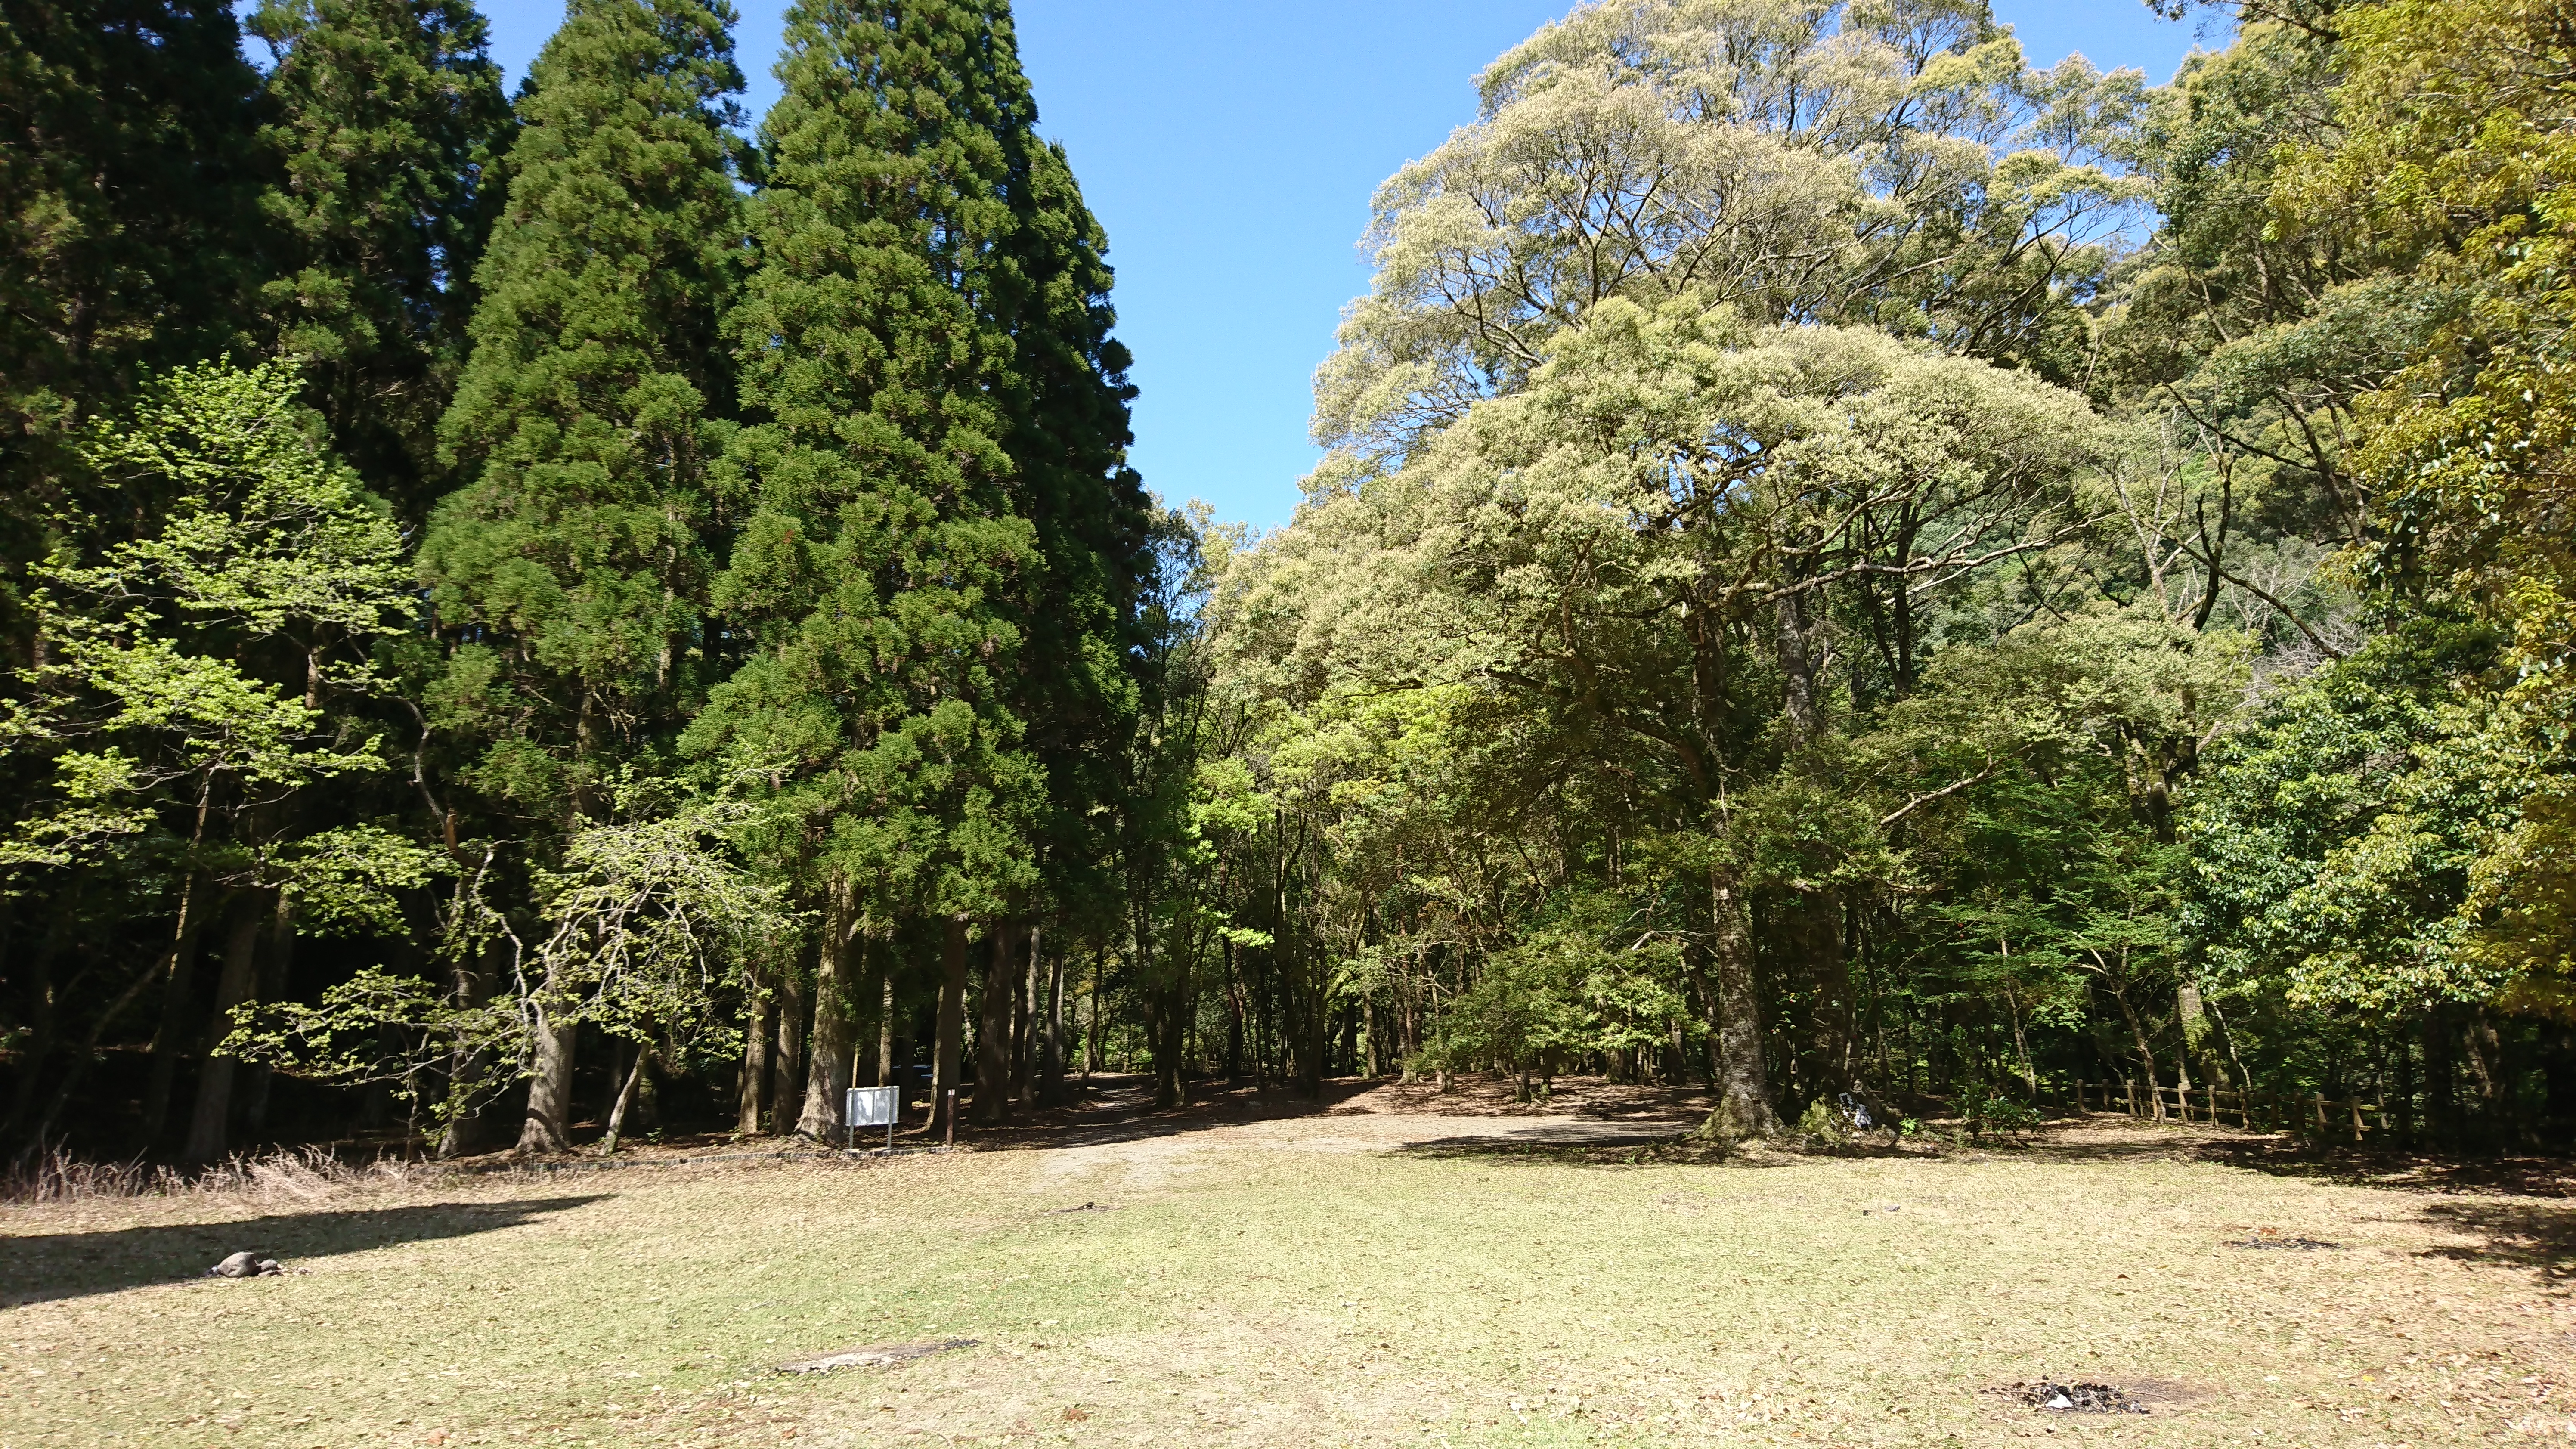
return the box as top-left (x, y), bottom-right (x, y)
top-left (422, 0), bottom-right (749, 827)
top-left (1794, 1098), bottom-right (1850, 1144)
top-left (0, 0), bottom-right (269, 630)
top-left (1423, 895), bottom-right (1692, 1090)
top-left (247, 0), bottom-right (514, 514)
top-left (2, 361), bottom-right (406, 875)
top-left (277, 824), bottom-right (449, 936)
top-left (2184, 624), bottom-right (2530, 1013)
top-left (1958, 1086), bottom-right (2043, 1140)
top-left (693, 0), bottom-right (1048, 920)
top-left (232, 785), bottom-right (785, 1118)
top-left (525, 790), bottom-right (790, 1062)
top-left (1317, 0), bottom-right (2147, 461)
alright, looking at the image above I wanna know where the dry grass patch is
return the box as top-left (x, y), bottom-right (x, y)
top-left (2, 1106), bottom-right (2570, 1447)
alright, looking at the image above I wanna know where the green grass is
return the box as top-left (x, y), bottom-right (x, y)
top-left (3, 1106), bottom-right (2570, 1447)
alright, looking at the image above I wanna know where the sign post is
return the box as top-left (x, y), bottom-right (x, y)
top-left (844, 1085), bottom-right (900, 1153)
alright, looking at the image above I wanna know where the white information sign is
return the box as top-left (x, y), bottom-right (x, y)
top-left (846, 1085), bottom-right (900, 1127)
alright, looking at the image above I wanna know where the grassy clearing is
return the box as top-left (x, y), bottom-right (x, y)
top-left (2, 1083), bottom-right (2571, 1448)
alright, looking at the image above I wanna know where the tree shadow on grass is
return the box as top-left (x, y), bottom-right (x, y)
top-left (1996, 1127), bottom-right (2254, 1166)
top-left (2216, 1143), bottom-right (2576, 1201)
top-left (2016, 1122), bottom-right (2576, 1280)
top-left (0, 1195), bottom-right (605, 1306)
top-left (2415, 1198), bottom-right (2576, 1279)
top-left (962, 1075), bottom-right (1388, 1154)
top-left (1387, 1129), bottom-right (1814, 1168)
top-left (969, 1074), bottom-right (1726, 1159)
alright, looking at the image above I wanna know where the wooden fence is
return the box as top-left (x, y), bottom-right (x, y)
top-left (2067, 1078), bottom-right (2388, 1142)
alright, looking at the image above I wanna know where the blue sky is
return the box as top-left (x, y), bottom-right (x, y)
top-left (473, 1), bottom-right (2229, 530)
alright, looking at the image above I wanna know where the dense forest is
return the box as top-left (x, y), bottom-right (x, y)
top-left (2, 0), bottom-right (2570, 1167)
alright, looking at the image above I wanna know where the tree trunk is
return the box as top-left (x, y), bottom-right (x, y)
top-left (1016, 937), bottom-right (1034, 1104)
top-left (1291, 971), bottom-right (1320, 1099)
top-left (1224, 940), bottom-right (1245, 1077)
top-left (437, 931), bottom-right (504, 1160)
top-left (598, 1035), bottom-right (629, 1129)
top-left (2105, 979), bottom-right (2164, 1122)
top-left (2468, 1009), bottom-right (2503, 1105)
top-left (1160, 974), bottom-right (1195, 1105)
top-left (975, 922), bottom-right (1015, 1126)
top-left (2006, 990), bottom-right (2037, 1095)
top-left (517, 958), bottom-right (579, 1154)
top-left (242, 892), bottom-right (294, 1143)
top-left (768, 950), bottom-right (811, 1136)
top-left (797, 880), bottom-right (861, 1139)
top-left (876, 954), bottom-right (896, 1089)
top-left (737, 985), bottom-right (773, 1136)
top-left (2178, 978), bottom-right (2218, 1089)
top-left (182, 894), bottom-right (269, 1164)
top-left (634, 1050), bottom-right (660, 1134)
top-left (1016, 925), bottom-right (1042, 1108)
top-left (139, 876), bottom-right (214, 1151)
top-left (599, 1044), bottom-right (650, 1154)
top-left (1042, 944), bottom-right (1065, 1103)
top-left (1706, 865), bottom-right (1780, 1139)
top-left (1085, 950), bottom-right (1101, 1078)
top-left (931, 916), bottom-right (968, 1134)
top-left (1794, 889), bottom-right (1861, 1108)
top-left (1776, 586), bottom-right (1823, 744)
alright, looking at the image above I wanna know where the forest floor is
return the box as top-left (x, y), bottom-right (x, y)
top-left (3, 1075), bottom-right (2573, 1449)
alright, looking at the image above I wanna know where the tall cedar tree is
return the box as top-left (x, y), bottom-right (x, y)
top-left (247, 0), bottom-right (514, 517)
top-left (421, 0), bottom-right (748, 1153)
top-left (697, 0), bottom-right (1038, 1139)
top-left (692, 0), bottom-right (1144, 1137)
top-left (0, 0), bottom-right (266, 633)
